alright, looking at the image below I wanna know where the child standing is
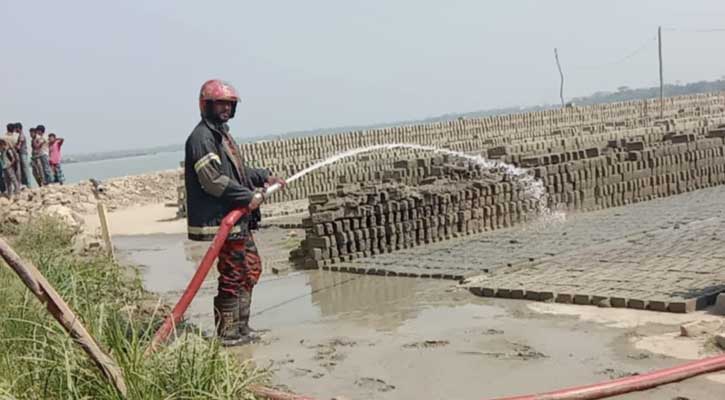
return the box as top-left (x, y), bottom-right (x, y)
top-left (0, 138), bottom-right (20, 196)
top-left (30, 128), bottom-right (42, 186)
top-left (4, 123), bottom-right (23, 188)
top-left (34, 125), bottom-right (52, 185)
top-left (48, 133), bottom-right (65, 184)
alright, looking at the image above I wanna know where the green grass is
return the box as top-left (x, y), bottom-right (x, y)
top-left (0, 216), bottom-right (265, 399)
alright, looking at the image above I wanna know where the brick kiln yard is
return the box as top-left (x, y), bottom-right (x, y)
top-left (115, 191), bottom-right (725, 400)
top-left (114, 93), bottom-right (725, 399)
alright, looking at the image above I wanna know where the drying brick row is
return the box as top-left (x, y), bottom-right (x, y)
top-left (292, 127), bottom-right (725, 269)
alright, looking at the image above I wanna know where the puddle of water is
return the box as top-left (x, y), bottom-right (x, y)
top-left (115, 233), bottom-right (441, 331)
top-left (115, 233), bottom-right (725, 400)
top-left (115, 233), bottom-right (207, 293)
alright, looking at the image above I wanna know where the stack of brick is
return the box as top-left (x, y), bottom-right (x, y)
top-left (176, 93), bottom-right (725, 214)
top-left (292, 126), bottom-right (725, 270)
top-left (291, 160), bottom-right (541, 270)
top-left (241, 93), bottom-right (725, 204)
top-left (529, 128), bottom-right (725, 211)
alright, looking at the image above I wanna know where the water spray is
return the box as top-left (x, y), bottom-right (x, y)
top-left (276, 143), bottom-right (549, 212)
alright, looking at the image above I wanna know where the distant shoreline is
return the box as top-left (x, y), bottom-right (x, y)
top-left (63, 81), bottom-right (725, 165)
top-left (64, 150), bottom-right (170, 164)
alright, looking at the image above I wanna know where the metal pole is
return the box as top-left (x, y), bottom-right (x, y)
top-left (658, 26), bottom-right (664, 118)
top-left (555, 48), bottom-right (565, 107)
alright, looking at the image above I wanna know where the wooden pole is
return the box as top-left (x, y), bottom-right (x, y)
top-left (90, 179), bottom-right (115, 261)
top-left (555, 48), bottom-right (565, 107)
top-left (97, 203), bottom-right (115, 261)
top-left (0, 238), bottom-right (127, 397)
top-left (658, 26), bottom-right (664, 118)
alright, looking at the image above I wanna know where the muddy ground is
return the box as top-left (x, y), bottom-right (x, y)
top-left (115, 221), bottom-right (725, 400)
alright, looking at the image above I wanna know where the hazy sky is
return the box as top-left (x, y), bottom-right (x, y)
top-left (2, 0), bottom-right (725, 154)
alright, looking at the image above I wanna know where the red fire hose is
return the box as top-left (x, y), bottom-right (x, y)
top-left (489, 353), bottom-right (725, 400)
top-left (145, 208), bottom-right (248, 354)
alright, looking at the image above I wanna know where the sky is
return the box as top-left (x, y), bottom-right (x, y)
top-left (2, 0), bottom-right (725, 154)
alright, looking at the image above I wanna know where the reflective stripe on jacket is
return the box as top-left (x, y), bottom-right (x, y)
top-left (184, 119), bottom-right (270, 241)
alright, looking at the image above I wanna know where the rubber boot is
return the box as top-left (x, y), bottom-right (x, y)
top-left (239, 290), bottom-right (265, 340)
top-left (214, 296), bottom-right (250, 346)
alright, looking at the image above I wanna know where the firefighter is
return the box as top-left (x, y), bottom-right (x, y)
top-left (185, 79), bottom-right (286, 346)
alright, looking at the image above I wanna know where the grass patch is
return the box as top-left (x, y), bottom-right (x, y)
top-left (0, 216), bottom-right (265, 399)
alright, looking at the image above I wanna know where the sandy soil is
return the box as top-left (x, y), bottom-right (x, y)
top-left (114, 221), bottom-right (725, 400)
top-left (83, 203), bottom-right (186, 236)
top-left (83, 200), bottom-right (307, 237)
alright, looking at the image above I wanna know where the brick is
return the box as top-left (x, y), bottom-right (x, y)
top-left (714, 293), bottom-right (725, 315)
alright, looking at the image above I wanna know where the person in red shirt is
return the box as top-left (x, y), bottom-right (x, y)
top-left (48, 133), bottom-right (65, 185)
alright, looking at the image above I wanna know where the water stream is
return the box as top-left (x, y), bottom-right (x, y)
top-left (283, 143), bottom-right (554, 215)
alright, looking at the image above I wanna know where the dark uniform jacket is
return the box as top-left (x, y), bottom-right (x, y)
top-left (185, 118), bottom-right (270, 241)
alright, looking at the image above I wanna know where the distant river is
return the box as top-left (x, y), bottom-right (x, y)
top-left (63, 150), bottom-right (184, 184)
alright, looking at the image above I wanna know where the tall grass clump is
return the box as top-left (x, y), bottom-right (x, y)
top-left (0, 216), bottom-right (264, 399)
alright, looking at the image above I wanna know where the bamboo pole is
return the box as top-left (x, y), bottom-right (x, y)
top-left (554, 48), bottom-right (565, 107)
top-left (0, 238), bottom-right (127, 397)
top-left (90, 179), bottom-right (115, 261)
top-left (97, 202), bottom-right (115, 261)
top-left (658, 26), bottom-right (664, 118)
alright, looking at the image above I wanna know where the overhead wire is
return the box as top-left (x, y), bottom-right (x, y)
top-left (570, 35), bottom-right (658, 71)
top-left (662, 26), bottom-right (725, 33)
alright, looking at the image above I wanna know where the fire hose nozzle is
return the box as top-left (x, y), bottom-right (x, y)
top-left (265, 182), bottom-right (282, 196)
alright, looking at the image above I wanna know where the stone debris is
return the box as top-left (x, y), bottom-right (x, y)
top-left (716, 332), bottom-right (725, 350)
top-left (1, 170), bottom-right (178, 227)
top-left (402, 340), bottom-right (450, 349)
top-left (1, 170), bottom-right (178, 253)
top-left (679, 320), bottom-right (724, 338)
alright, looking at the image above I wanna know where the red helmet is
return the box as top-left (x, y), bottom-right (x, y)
top-left (199, 79), bottom-right (240, 116)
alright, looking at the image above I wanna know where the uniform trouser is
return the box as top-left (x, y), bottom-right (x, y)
top-left (0, 168), bottom-right (5, 193)
top-left (217, 235), bottom-right (262, 298)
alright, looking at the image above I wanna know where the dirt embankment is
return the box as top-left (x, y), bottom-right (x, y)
top-left (1, 170), bottom-right (179, 252)
top-left (0, 170), bottom-right (179, 225)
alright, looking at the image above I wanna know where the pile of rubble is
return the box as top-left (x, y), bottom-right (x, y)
top-left (0, 170), bottom-right (178, 227)
top-left (1, 170), bottom-right (179, 254)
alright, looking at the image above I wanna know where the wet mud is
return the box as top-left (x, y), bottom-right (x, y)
top-left (115, 228), bottom-right (725, 400)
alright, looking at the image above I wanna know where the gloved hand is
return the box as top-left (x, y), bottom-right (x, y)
top-left (249, 191), bottom-right (264, 210)
top-left (266, 175), bottom-right (287, 188)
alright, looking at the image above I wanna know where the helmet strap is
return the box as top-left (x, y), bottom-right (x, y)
top-left (229, 102), bottom-right (237, 119)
